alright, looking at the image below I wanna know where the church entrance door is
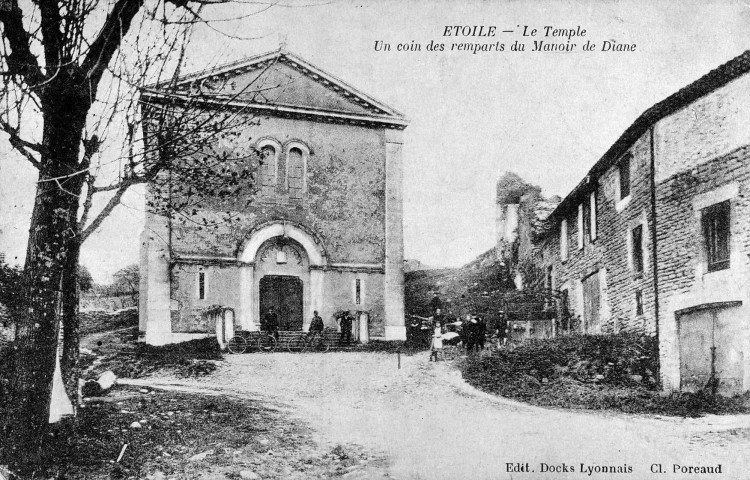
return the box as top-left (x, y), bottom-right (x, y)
top-left (259, 275), bottom-right (304, 331)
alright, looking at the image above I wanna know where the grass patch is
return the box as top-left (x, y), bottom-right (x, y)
top-left (90, 333), bottom-right (223, 379)
top-left (352, 340), bottom-right (429, 355)
top-left (80, 308), bottom-right (139, 336)
top-left (8, 386), bottom-right (372, 479)
top-left (461, 334), bottom-right (750, 417)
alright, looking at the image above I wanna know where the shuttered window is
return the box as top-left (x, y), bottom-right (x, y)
top-left (702, 200), bottom-right (730, 272)
top-left (632, 224), bottom-right (644, 273)
top-left (560, 219), bottom-right (569, 261)
top-left (589, 191), bottom-right (597, 241)
top-left (619, 155), bottom-right (631, 199)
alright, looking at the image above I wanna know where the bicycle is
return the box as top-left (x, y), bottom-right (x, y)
top-left (286, 333), bottom-right (307, 353)
top-left (302, 331), bottom-right (330, 353)
top-left (257, 331), bottom-right (278, 352)
top-left (227, 334), bottom-right (248, 354)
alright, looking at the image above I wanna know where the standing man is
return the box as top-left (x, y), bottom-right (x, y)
top-left (309, 310), bottom-right (324, 334)
top-left (408, 316), bottom-right (421, 346)
top-left (430, 292), bottom-right (443, 314)
top-left (264, 307), bottom-right (279, 341)
top-left (339, 311), bottom-right (353, 345)
top-left (433, 308), bottom-right (445, 326)
top-left (476, 315), bottom-right (487, 351)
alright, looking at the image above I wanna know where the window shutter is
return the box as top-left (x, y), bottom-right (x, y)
top-left (590, 191), bottom-right (597, 241)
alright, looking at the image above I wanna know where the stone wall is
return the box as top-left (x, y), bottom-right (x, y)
top-left (166, 114), bottom-right (387, 265)
top-left (654, 147), bottom-right (750, 391)
top-left (81, 294), bottom-right (137, 312)
top-left (541, 130), bottom-right (656, 335)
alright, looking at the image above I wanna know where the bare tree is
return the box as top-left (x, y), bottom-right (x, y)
top-left (0, 0), bottom-right (281, 470)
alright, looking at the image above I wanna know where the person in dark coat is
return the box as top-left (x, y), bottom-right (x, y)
top-left (430, 292), bottom-right (443, 314)
top-left (407, 316), bottom-right (421, 346)
top-left (339, 311), bottom-right (353, 345)
top-left (476, 315), bottom-right (487, 351)
top-left (463, 314), bottom-right (476, 353)
top-left (264, 307), bottom-right (279, 341)
top-left (309, 311), bottom-right (324, 334)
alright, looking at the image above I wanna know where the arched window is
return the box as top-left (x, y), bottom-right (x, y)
top-left (287, 147), bottom-right (304, 199)
top-left (257, 139), bottom-right (281, 196)
top-left (285, 142), bottom-right (308, 200)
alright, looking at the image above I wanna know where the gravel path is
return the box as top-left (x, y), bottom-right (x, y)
top-left (129, 352), bottom-right (750, 480)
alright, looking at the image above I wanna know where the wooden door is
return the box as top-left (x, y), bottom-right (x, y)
top-left (259, 275), bottom-right (304, 331)
top-left (582, 271), bottom-right (601, 332)
top-left (678, 310), bottom-right (712, 393)
top-left (679, 305), bottom-right (744, 395)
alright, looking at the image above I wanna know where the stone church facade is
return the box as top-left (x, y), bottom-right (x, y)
top-left (138, 49), bottom-right (408, 345)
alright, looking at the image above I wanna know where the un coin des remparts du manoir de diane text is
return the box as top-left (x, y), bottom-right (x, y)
top-left (373, 25), bottom-right (637, 54)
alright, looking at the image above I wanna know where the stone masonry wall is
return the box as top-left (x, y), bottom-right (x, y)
top-left (655, 147), bottom-right (750, 391)
top-left (541, 131), bottom-right (656, 335)
top-left (167, 113), bottom-right (387, 265)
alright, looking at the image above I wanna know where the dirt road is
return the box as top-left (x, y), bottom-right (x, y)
top-left (129, 352), bottom-right (750, 480)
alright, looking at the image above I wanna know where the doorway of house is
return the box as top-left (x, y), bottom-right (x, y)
top-left (582, 270), bottom-right (601, 333)
top-left (260, 275), bottom-right (304, 331)
top-left (678, 302), bottom-right (744, 395)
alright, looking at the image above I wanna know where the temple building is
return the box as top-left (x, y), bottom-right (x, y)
top-left (138, 49), bottom-right (408, 345)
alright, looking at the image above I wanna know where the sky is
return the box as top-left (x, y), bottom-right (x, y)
top-left (1, 0), bottom-right (750, 283)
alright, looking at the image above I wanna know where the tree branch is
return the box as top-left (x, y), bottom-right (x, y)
top-left (37, 0), bottom-right (65, 72)
top-left (0, 119), bottom-right (41, 168)
top-left (0, 3), bottom-right (46, 88)
top-left (80, 176), bottom-right (145, 242)
top-left (81, 0), bottom-right (144, 87)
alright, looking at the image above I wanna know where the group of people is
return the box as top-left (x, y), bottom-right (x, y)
top-left (410, 293), bottom-right (491, 361)
top-left (260, 307), bottom-right (354, 344)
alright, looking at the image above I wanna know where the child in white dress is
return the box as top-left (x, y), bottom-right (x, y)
top-left (429, 322), bottom-right (443, 362)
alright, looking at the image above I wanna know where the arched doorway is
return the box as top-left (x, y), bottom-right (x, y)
top-left (237, 221), bottom-right (327, 331)
top-left (255, 238), bottom-right (309, 331)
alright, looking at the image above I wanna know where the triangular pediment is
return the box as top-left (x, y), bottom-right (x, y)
top-left (153, 50), bottom-right (406, 124)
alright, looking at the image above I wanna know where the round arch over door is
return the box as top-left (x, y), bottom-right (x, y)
top-left (237, 222), bottom-right (326, 331)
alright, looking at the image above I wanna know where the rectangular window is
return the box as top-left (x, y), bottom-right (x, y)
top-left (545, 266), bottom-right (553, 292)
top-left (355, 278), bottom-right (361, 305)
top-left (619, 156), bottom-right (631, 200)
top-left (632, 224), bottom-right (644, 273)
top-left (560, 288), bottom-right (569, 317)
top-left (560, 219), bottom-right (569, 261)
top-left (198, 270), bottom-right (206, 300)
top-left (702, 200), bottom-right (730, 272)
top-left (577, 203), bottom-right (584, 250)
top-left (635, 289), bottom-right (644, 316)
top-left (589, 191), bottom-right (597, 241)
top-left (545, 266), bottom-right (553, 308)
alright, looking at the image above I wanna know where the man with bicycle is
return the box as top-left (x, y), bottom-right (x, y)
top-left (304, 310), bottom-right (327, 351)
top-left (263, 306), bottom-right (279, 341)
top-left (309, 311), bottom-right (324, 338)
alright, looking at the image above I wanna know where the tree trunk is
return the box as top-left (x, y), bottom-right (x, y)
top-left (0, 80), bottom-right (89, 471)
top-left (60, 238), bottom-right (81, 409)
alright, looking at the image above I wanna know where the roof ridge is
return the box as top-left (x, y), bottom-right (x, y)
top-left (144, 49), bottom-right (406, 120)
top-left (548, 49), bottom-right (750, 221)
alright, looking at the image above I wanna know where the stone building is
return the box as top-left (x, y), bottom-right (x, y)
top-left (138, 49), bottom-right (408, 345)
top-left (506, 50), bottom-right (750, 395)
top-left (494, 172), bottom-right (559, 290)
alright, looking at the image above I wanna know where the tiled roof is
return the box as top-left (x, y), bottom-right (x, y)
top-left (549, 49), bottom-right (750, 221)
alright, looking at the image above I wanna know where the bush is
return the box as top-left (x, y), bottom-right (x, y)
top-left (95, 337), bottom-right (222, 379)
top-left (460, 333), bottom-right (750, 416)
top-left (354, 340), bottom-right (428, 355)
